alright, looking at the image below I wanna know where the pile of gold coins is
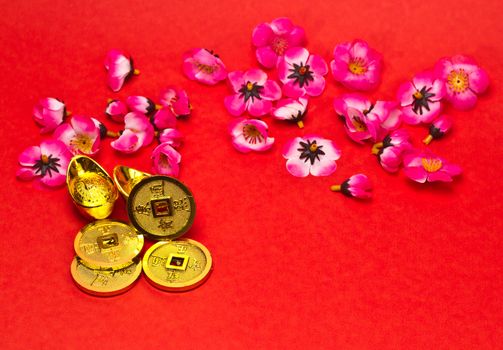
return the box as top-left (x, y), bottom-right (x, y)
top-left (67, 155), bottom-right (212, 296)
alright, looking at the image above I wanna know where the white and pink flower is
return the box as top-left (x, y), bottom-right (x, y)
top-left (403, 150), bottom-right (462, 183)
top-left (151, 143), bottom-right (181, 177)
top-left (105, 99), bottom-right (128, 122)
top-left (252, 17), bottom-right (306, 69)
top-left (397, 71), bottom-right (445, 125)
top-left (110, 112), bottom-right (154, 154)
top-left (152, 107), bottom-right (177, 130)
top-left (272, 97), bottom-right (308, 128)
top-left (33, 97), bottom-right (67, 133)
top-left (224, 68), bottom-right (281, 117)
top-left (159, 86), bottom-right (191, 118)
top-left (282, 135), bottom-right (341, 177)
top-left (434, 55), bottom-right (489, 110)
top-left (372, 129), bottom-right (412, 173)
top-left (330, 39), bottom-right (382, 91)
top-left (229, 118), bottom-right (274, 153)
top-left (104, 49), bottom-right (138, 92)
top-left (278, 47), bottom-right (328, 98)
top-left (423, 115), bottom-right (452, 145)
top-left (16, 139), bottom-right (72, 187)
top-left (158, 128), bottom-right (183, 148)
top-left (183, 48), bottom-right (227, 85)
top-left (53, 115), bottom-right (101, 155)
top-left (126, 96), bottom-right (156, 114)
top-left (331, 174), bottom-right (372, 199)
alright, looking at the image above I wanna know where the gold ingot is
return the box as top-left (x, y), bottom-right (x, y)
top-left (70, 256), bottom-right (142, 297)
top-left (127, 175), bottom-right (196, 240)
top-left (67, 155), bottom-right (118, 219)
top-left (113, 165), bottom-right (151, 199)
top-left (74, 219), bottom-right (144, 270)
top-left (142, 239), bottom-right (212, 292)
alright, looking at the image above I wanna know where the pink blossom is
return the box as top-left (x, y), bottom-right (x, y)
top-left (224, 68), bottom-right (281, 117)
top-left (53, 115), bottom-right (101, 155)
top-left (278, 47), bottom-right (328, 98)
top-left (397, 71), bottom-right (445, 125)
top-left (334, 94), bottom-right (401, 143)
top-left (16, 139), bottom-right (71, 187)
top-left (372, 129), bottom-right (412, 173)
top-left (159, 87), bottom-right (191, 118)
top-left (252, 17), bottom-right (306, 69)
top-left (33, 97), bottom-right (67, 133)
top-left (182, 48), bottom-right (227, 85)
top-left (158, 128), bottom-right (183, 148)
top-left (434, 55), bottom-right (489, 110)
top-left (282, 135), bottom-right (341, 177)
top-left (110, 112), bottom-right (154, 154)
top-left (152, 107), bottom-right (177, 130)
top-left (423, 115), bottom-right (453, 145)
top-left (229, 118), bottom-right (274, 153)
top-left (403, 150), bottom-right (462, 183)
top-left (104, 49), bottom-right (138, 92)
top-left (331, 174), bottom-right (372, 199)
top-left (126, 95), bottom-right (156, 114)
top-left (272, 97), bottom-right (308, 128)
top-left (105, 99), bottom-right (128, 122)
top-left (330, 39), bottom-right (383, 91)
top-left (151, 143), bottom-right (181, 177)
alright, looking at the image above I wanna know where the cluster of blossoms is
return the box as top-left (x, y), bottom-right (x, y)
top-left (17, 50), bottom-right (190, 187)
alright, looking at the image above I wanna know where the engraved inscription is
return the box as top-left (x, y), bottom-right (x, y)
top-left (165, 271), bottom-right (180, 282)
top-left (135, 201), bottom-right (152, 216)
top-left (158, 219), bottom-right (173, 231)
top-left (82, 242), bottom-right (99, 255)
top-left (91, 273), bottom-right (109, 286)
top-left (149, 183), bottom-right (165, 198)
top-left (176, 244), bottom-right (188, 254)
top-left (172, 197), bottom-right (191, 212)
top-left (188, 258), bottom-right (202, 271)
top-left (151, 255), bottom-right (167, 267)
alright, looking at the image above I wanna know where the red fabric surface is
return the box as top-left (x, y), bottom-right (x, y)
top-left (1, 0), bottom-right (502, 348)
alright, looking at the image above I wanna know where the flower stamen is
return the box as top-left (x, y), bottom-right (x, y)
top-left (421, 158), bottom-right (443, 172)
top-left (271, 37), bottom-right (288, 55)
top-left (242, 124), bottom-right (264, 144)
top-left (447, 69), bottom-right (469, 93)
top-left (348, 57), bottom-right (367, 75)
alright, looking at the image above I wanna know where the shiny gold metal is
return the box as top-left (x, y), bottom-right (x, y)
top-left (67, 155), bottom-right (118, 219)
top-left (70, 256), bottom-right (142, 297)
top-left (74, 219), bottom-right (144, 270)
top-left (142, 239), bottom-right (212, 292)
top-left (113, 165), bottom-right (151, 199)
top-left (127, 175), bottom-right (196, 240)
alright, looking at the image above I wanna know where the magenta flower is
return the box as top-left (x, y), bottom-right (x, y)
top-left (331, 174), bottom-right (372, 199)
top-left (282, 135), bottom-right (341, 177)
top-left (126, 96), bottom-right (156, 114)
top-left (434, 55), bottom-right (489, 110)
top-left (278, 47), bottom-right (328, 98)
top-left (53, 115), bottom-right (101, 155)
top-left (397, 71), bottom-right (445, 125)
top-left (110, 112), bottom-right (154, 154)
top-left (104, 49), bottom-right (138, 92)
top-left (105, 99), bottom-right (128, 122)
top-left (224, 68), bottom-right (281, 117)
top-left (272, 97), bottom-right (308, 128)
top-left (152, 107), bottom-right (177, 130)
top-left (229, 118), bottom-right (274, 153)
top-left (365, 101), bottom-right (402, 142)
top-left (182, 48), bottom-right (227, 85)
top-left (158, 128), bottom-right (183, 148)
top-left (159, 86), bottom-right (191, 118)
top-left (252, 17), bottom-right (306, 69)
top-left (372, 129), bottom-right (412, 173)
top-left (16, 139), bottom-right (71, 187)
top-left (330, 39), bottom-right (383, 91)
top-left (423, 115), bottom-right (453, 145)
top-left (151, 143), bottom-right (181, 177)
top-left (403, 150), bottom-right (462, 183)
top-left (33, 97), bottom-right (67, 133)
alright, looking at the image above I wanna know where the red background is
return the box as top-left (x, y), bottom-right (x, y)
top-left (1, 0), bottom-right (502, 348)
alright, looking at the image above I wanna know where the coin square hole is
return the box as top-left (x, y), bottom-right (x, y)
top-left (97, 233), bottom-right (119, 249)
top-left (166, 254), bottom-right (189, 271)
top-left (151, 198), bottom-right (173, 218)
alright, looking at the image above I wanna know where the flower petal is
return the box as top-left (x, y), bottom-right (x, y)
top-left (282, 137), bottom-right (304, 158)
top-left (248, 99), bottom-right (272, 117)
top-left (224, 94), bottom-right (246, 117)
top-left (310, 158), bottom-right (337, 176)
top-left (282, 81), bottom-right (305, 98)
top-left (244, 68), bottom-right (267, 85)
top-left (252, 23), bottom-right (274, 47)
top-left (256, 47), bottom-right (279, 69)
top-left (307, 55), bottom-right (328, 76)
top-left (270, 17), bottom-right (294, 34)
top-left (286, 157), bottom-right (310, 177)
top-left (304, 75), bottom-right (325, 96)
top-left (261, 80), bottom-right (282, 100)
top-left (227, 71), bottom-right (245, 92)
top-left (111, 130), bottom-right (140, 153)
top-left (284, 47), bottom-right (310, 65)
top-left (19, 146), bottom-right (41, 166)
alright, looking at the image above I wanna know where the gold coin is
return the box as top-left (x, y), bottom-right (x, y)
top-left (70, 256), bottom-right (142, 297)
top-left (142, 239), bottom-right (212, 292)
top-left (67, 155), bottom-right (118, 219)
top-left (127, 176), bottom-right (196, 240)
top-left (74, 220), bottom-right (144, 270)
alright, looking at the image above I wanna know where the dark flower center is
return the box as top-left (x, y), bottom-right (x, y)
top-left (242, 124), bottom-right (264, 144)
top-left (412, 86), bottom-right (436, 115)
top-left (239, 81), bottom-right (263, 103)
top-left (298, 139), bottom-right (325, 165)
top-left (287, 62), bottom-right (314, 88)
top-left (33, 154), bottom-right (61, 178)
